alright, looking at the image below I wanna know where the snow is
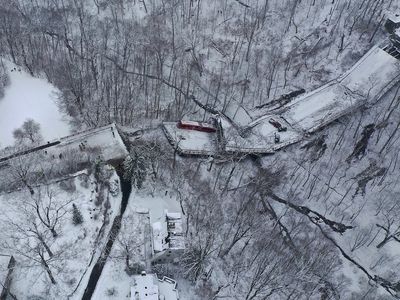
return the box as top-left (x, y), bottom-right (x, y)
top-left (130, 274), bottom-right (179, 300)
top-left (0, 168), bottom-right (122, 299)
top-left (222, 101), bottom-right (253, 126)
top-left (257, 80), bottom-right (400, 298)
top-left (184, 45), bottom-right (400, 155)
top-left (339, 47), bottom-right (400, 95)
top-left (282, 46), bottom-right (400, 133)
top-left (388, 13), bottom-right (400, 24)
top-left (131, 274), bottom-right (159, 300)
top-left (157, 277), bottom-right (179, 300)
top-left (219, 115), bottom-right (302, 154)
top-left (52, 123), bottom-right (128, 162)
top-left (281, 83), bottom-right (353, 131)
top-left (152, 212), bottom-right (184, 253)
top-left (0, 123), bottom-right (128, 174)
top-left (0, 254), bottom-right (11, 289)
top-left (152, 221), bottom-right (167, 252)
top-left (91, 206), bottom-right (150, 300)
top-left (216, 45), bottom-right (400, 155)
top-left (0, 61), bottom-right (70, 149)
top-left (163, 122), bottom-right (217, 155)
top-left (128, 189), bottom-right (182, 224)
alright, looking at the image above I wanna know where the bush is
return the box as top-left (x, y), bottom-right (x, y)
top-left (72, 203), bottom-right (84, 225)
top-left (106, 287), bottom-right (118, 296)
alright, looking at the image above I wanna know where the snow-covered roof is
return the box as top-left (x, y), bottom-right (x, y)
top-left (166, 212), bottom-right (181, 220)
top-left (131, 273), bottom-right (159, 300)
top-left (388, 13), bottom-right (400, 24)
top-left (152, 211), bottom-right (185, 252)
top-left (158, 277), bottom-right (179, 300)
top-left (152, 221), bottom-right (168, 252)
top-left (131, 274), bottom-right (179, 300)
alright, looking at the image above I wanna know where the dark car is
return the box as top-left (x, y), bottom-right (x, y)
top-left (269, 118), bottom-right (287, 132)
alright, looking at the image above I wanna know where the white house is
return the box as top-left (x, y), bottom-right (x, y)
top-left (151, 211), bottom-right (185, 264)
top-left (130, 272), bottom-right (179, 300)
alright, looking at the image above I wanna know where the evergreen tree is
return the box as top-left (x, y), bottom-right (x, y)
top-left (72, 203), bottom-right (83, 225)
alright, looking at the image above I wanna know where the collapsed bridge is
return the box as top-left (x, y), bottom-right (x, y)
top-left (163, 19), bottom-right (400, 156)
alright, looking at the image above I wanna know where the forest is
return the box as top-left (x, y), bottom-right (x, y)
top-left (1, 0), bottom-right (400, 299)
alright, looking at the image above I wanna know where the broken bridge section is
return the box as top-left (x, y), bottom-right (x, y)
top-left (164, 39), bottom-right (400, 156)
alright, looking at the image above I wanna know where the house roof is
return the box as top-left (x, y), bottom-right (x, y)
top-left (152, 211), bottom-right (185, 252)
top-left (131, 274), bottom-right (179, 300)
top-left (388, 13), bottom-right (400, 24)
top-left (131, 273), bottom-right (159, 300)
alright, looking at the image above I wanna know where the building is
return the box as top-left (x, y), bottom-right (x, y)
top-left (0, 255), bottom-right (15, 300)
top-left (385, 14), bottom-right (400, 50)
top-left (151, 211), bottom-right (185, 264)
top-left (130, 272), bottom-right (179, 300)
top-left (385, 13), bottom-right (400, 34)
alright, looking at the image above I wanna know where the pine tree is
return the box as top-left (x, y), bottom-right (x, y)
top-left (72, 203), bottom-right (83, 225)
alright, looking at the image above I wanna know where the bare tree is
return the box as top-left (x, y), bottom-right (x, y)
top-left (27, 185), bottom-right (75, 238)
top-left (111, 214), bottom-right (145, 274)
top-left (13, 119), bottom-right (43, 145)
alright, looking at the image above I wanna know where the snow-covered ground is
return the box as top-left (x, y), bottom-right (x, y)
top-left (0, 254), bottom-right (12, 292)
top-left (92, 184), bottom-right (188, 299)
top-left (91, 206), bottom-right (150, 299)
top-left (129, 187), bottom-right (182, 224)
top-left (0, 168), bottom-right (122, 299)
top-left (0, 61), bottom-right (70, 148)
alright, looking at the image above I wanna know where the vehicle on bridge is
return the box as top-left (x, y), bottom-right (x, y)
top-left (177, 120), bottom-right (217, 133)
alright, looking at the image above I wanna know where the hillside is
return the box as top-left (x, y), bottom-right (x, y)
top-left (1, 0), bottom-right (400, 299)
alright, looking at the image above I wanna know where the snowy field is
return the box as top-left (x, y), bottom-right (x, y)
top-left (0, 61), bottom-right (70, 148)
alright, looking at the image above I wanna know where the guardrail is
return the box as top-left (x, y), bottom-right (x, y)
top-left (0, 141), bottom-right (61, 163)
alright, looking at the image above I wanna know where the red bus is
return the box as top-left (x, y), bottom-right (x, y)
top-left (177, 120), bottom-right (217, 133)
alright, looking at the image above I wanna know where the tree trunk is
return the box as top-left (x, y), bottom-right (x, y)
top-left (42, 257), bottom-right (56, 284)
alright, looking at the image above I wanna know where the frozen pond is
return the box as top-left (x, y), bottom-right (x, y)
top-left (0, 62), bottom-right (70, 148)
